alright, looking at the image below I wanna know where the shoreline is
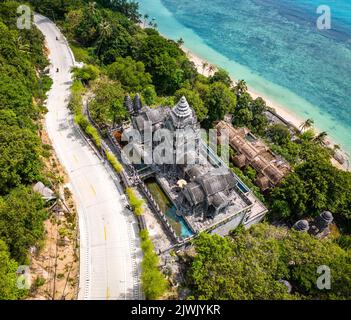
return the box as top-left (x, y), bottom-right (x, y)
top-left (138, 23), bottom-right (303, 131)
top-left (137, 19), bottom-right (349, 171)
top-left (186, 50), bottom-right (305, 127)
top-left (184, 48), bottom-right (350, 171)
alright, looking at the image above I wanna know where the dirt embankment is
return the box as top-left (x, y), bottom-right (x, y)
top-left (28, 121), bottom-right (79, 300)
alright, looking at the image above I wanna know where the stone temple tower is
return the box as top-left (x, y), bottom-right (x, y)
top-left (314, 211), bottom-right (333, 232)
top-left (167, 96), bottom-right (198, 130)
top-left (133, 93), bottom-right (142, 114)
top-left (124, 94), bottom-right (134, 115)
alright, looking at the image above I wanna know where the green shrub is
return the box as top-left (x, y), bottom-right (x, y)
top-left (126, 188), bottom-right (144, 216)
top-left (70, 79), bottom-right (102, 154)
top-left (39, 74), bottom-right (53, 97)
top-left (73, 65), bottom-right (100, 85)
top-left (85, 124), bottom-right (101, 148)
top-left (124, 190), bottom-right (167, 298)
top-left (74, 114), bottom-right (89, 130)
top-left (70, 44), bottom-right (95, 64)
top-left (34, 276), bottom-right (46, 288)
top-left (335, 235), bottom-right (351, 251)
top-left (139, 230), bottom-right (168, 299)
top-left (68, 80), bottom-right (84, 114)
top-left (74, 114), bottom-right (102, 148)
top-left (71, 79), bottom-right (85, 94)
top-left (105, 151), bottom-right (123, 173)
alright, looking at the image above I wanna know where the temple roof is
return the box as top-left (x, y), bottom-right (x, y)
top-left (167, 96), bottom-right (198, 130)
top-left (321, 211), bottom-right (333, 222)
top-left (184, 182), bottom-right (206, 206)
top-left (199, 171), bottom-right (235, 197)
top-left (185, 166), bottom-right (204, 181)
top-left (293, 220), bottom-right (310, 232)
top-left (134, 106), bottom-right (167, 132)
top-left (209, 192), bottom-right (229, 209)
top-left (183, 169), bottom-right (236, 207)
top-left (173, 96), bottom-right (192, 118)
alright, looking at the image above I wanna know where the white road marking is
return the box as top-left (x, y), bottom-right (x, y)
top-left (34, 14), bottom-right (142, 300)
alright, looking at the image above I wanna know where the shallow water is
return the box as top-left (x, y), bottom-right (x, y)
top-left (144, 177), bottom-right (194, 238)
top-left (138, 0), bottom-right (351, 156)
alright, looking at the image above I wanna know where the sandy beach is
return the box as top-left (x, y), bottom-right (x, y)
top-left (184, 48), bottom-right (350, 171)
top-left (140, 22), bottom-right (306, 133)
top-left (185, 49), bottom-right (307, 131)
top-left (138, 20), bottom-right (349, 170)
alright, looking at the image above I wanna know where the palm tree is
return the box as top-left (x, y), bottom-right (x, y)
top-left (332, 144), bottom-right (341, 155)
top-left (99, 20), bottom-right (112, 38)
top-left (235, 80), bottom-right (248, 96)
top-left (148, 18), bottom-right (157, 29)
top-left (143, 14), bottom-right (149, 28)
top-left (208, 65), bottom-right (215, 75)
top-left (177, 38), bottom-right (184, 47)
top-left (16, 36), bottom-right (30, 54)
top-left (202, 61), bottom-right (208, 73)
top-left (300, 118), bottom-right (314, 132)
top-left (314, 131), bottom-right (328, 145)
top-left (97, 20), bottom-right (112, 55)
top-left (88, 1), bottom-right (98, 15)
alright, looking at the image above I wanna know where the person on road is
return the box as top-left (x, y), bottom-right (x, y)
top-left (56, 67), bottom-right (59, 73)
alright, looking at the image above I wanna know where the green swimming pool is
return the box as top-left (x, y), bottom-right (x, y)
top-left (144, 177), bottom-right (194, 239)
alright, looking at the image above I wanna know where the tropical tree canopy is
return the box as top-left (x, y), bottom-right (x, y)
top-left (188, 224), bottom-right (351, 300)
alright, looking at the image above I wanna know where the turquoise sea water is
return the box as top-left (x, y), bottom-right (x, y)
top-left (138, 0), bottom-right (351, 156)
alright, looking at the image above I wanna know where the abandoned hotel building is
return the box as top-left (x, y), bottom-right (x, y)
top-left (109, 95), bottom-right (267, 243)
top-left (216, 121), bottom-right (291, 191)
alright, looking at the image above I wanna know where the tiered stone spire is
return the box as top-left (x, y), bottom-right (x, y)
top-left (124, 94), bottom-right (134, 114)
top-left (173, 96), bottom-right (192, 118)
top-left (133, 94), bottom-right (142, 114)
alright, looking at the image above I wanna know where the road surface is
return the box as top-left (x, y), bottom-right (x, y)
top-left (34, 14), bottom-right (142, 300)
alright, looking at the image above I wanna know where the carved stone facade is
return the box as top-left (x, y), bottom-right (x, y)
top-left (120, 95), bottom-right (267, 235)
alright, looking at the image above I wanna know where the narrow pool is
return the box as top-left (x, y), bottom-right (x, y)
top-left (144, 177), bottom-right (194, 239)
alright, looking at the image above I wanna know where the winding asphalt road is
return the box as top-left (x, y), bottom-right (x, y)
top-left (34, 14), bottom-right (142, 300)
